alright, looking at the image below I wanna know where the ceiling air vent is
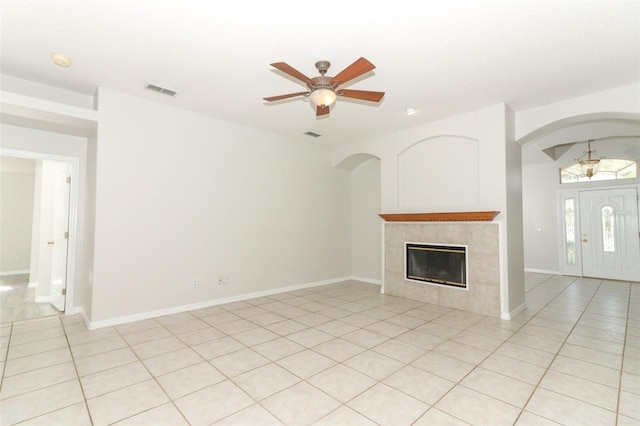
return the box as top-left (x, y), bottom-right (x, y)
top-left (304, 131), bottom-right (322, 138)
top-left (146, 83), bottom-right (177, 97)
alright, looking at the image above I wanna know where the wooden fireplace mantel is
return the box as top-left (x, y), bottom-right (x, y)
top-left (378, 211), bottom-right (500, 222)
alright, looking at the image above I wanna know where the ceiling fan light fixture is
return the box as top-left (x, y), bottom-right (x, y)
top-left (309, 88), bottom-right (336, 107)
top-left (264, 57), bottom-right (384, 116)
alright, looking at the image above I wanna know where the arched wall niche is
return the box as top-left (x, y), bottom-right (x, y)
top-left (333, 151), bottom-right (383, 283)
top-left (334, 152), bottom-right (380, 171)
top-left (397, 135), bottom-right (480, 209)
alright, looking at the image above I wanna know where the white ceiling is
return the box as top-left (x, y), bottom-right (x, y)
top-left (1, 1), bottom-right (639, 148)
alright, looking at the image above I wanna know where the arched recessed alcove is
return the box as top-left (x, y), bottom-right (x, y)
top-left (334, 152), bottom-right (380, 171)
top-left (334, 152), bottom-right (383, 284)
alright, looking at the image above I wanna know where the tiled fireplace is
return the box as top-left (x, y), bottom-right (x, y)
top-left (380, 212), bottom-right (501, 317)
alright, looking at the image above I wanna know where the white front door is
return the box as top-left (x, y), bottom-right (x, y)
top-left (580, 188), bottom-right (640, 281)
top-left (45, 161), bottom-right (71, 311)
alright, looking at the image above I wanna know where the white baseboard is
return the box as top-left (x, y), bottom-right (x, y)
top-left (501, 302), bottom-right (527, 320)
top-left (350, 276), bottom-right (382, 286)
top-left (28, 281), bottom-right (38, 289)
top-left (86, 276), bottom-right (352, 330)
top-left (0, 269), bottom-right (30, 276)
top-left (525, 268), bottom-right (561, 275)
top-left (34, 295), bottom-right (51, 303)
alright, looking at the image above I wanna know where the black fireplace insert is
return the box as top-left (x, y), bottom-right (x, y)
top-left (405, 243), bottom-right (467, 289)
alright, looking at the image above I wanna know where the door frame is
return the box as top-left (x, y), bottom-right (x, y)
top-left (558, 184), bottom-right (640, 279)
top-left (0, 147), bottom-right (79, 314)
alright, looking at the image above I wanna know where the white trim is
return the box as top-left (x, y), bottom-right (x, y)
top-left (350, 276), bottom-right (382, 285)
top-left (65, 305), bottom-right (84, 316)
top-left (28, 281), bottom-right (37, 288)
top-left (525, 268), bottom-right (562, 275)
top-left (501, 302), bottom-right (527, 320)
top-left (76, 307), bottom-right (91, 329)
top-left (35, 295), bottom-right (51, 303)
top-left (380, 220), bottom-right (386, 294)
top-left (85, 276), bottom-right (352, 330)
top-left (0, 148), bottom-right (79, 316)
top-left (0, 270), bottom-right (30, 276)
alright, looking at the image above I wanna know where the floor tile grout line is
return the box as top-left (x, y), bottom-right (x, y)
top-left (501, 275), bottom-right (590, 425)
top-left (614, 281), bottom-right (633, 425)
top-left (58, 315), bottom-right (96, 426)
top-left (439, 275), bottom-right (600, 424)
top-left (104, 320), bottom-right (192, 426)
top-left (0, 317), bottom-right (91, 425)
top-left (2, 278), bottom-right (637, 425)
top-left (0, 323), bottom-right (13, 393)
top-left (513, 277), bottom-right (630, 423)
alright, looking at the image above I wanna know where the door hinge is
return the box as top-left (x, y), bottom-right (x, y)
top-left (62, 289), bottom-right (66, 296)
top-left (64, 231), bottom-right (69, 239)
top-left (66, 176), bottom-right (71, 184)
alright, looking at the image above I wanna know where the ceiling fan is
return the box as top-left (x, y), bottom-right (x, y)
top-left (263, 57), bottom-right (385, 116)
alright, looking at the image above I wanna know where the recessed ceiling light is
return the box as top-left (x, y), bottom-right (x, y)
top-left (51, 53), bottom-right (72, 67)
top-left (405, 107), bottom-right (417, 115)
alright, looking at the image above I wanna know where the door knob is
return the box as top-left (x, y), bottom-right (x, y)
top-left (582, 238), bottom-right (588, 242)
top-left (47, 240), bottom-right (55, 245)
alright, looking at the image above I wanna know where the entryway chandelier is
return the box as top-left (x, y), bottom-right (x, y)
top-left (576, 139), bottom-right (604, 179)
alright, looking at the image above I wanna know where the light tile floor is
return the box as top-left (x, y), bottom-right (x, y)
top-left (0, 273), bottom-right (638, 425)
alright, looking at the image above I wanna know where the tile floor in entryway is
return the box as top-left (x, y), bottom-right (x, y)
top-left (0, 273), bottom-right (638, 425)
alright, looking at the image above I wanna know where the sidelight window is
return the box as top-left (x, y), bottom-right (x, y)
top-left (564, 199), bottom-right (576, 264)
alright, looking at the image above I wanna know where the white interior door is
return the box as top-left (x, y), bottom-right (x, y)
top-left (46, 161), bottom-right (71, 311)
top-left (580, 188), bottom-right (640, 281)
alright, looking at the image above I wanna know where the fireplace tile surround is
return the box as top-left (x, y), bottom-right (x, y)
top-left (381, 213), bottom-right (501, 317)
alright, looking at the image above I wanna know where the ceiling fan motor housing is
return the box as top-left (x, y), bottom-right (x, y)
top-left (315, 60), bottom-right (331, 75)
top-left (307, 76), bottom-right (335, 92)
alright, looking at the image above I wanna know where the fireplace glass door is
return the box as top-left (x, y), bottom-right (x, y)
top-left (405, 243), bottom-right (467, 288)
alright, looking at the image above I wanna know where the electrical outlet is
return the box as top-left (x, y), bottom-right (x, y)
top-left (192, 279), bottom-right (201, 288)
top-left (217, 275), bottom-right (230, 285)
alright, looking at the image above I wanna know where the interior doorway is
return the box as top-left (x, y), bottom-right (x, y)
top-left (0, 151), bottom-right (78, 324)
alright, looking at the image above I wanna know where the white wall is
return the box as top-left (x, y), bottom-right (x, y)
top-left (0, 165), bottom-right (35, 273)
top-left (351, 157), bottom-right (381, 283)
top-left (522, 161), bottom-right (561, 273)
top-left (89, 88), bottom-right (351, 323)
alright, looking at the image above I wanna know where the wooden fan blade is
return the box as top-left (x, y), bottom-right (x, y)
top-left (263, 91), bottom-right (308, 102)
top-left (337, 89), bottom-right (385, 102)
top-left (330, 57), bottom-right (376, 86)
top-left (316, 105), bottom-right (330, 116)
top-left (270, 62), bottom-right (312, 84)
